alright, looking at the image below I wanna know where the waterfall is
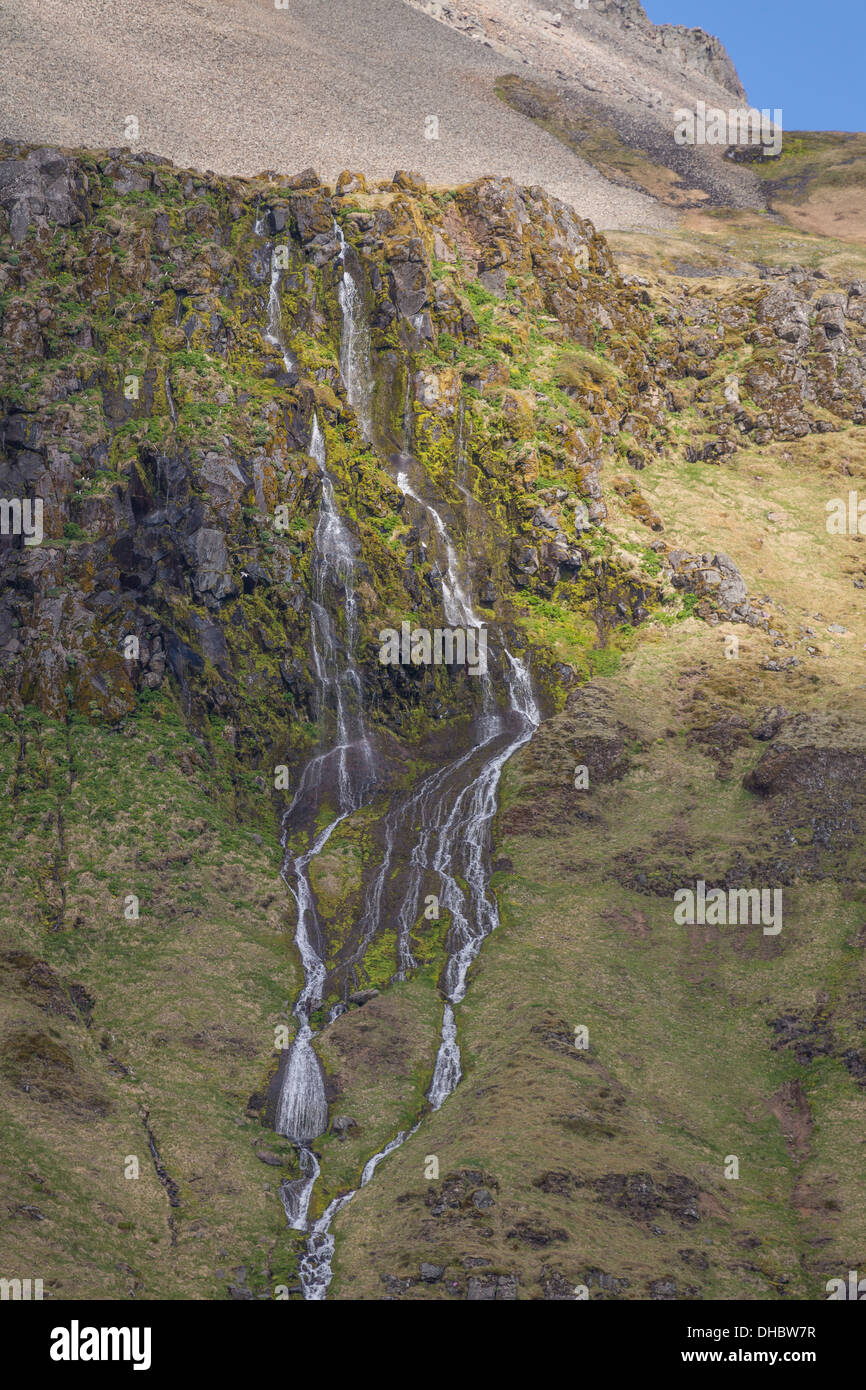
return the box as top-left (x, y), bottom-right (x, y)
top-left (308, 416), bottom-right (377, 805)
top-left (275, 231), bottom-right (541, 1300)
top-left (346, 465), bottom-right (491, 979)
top-left (349, 733), bottom-right (479, 981)
top-left (165, 375), bottom-right (177, 428)
top-left (391, 461), bottom-right (540, 1108)
top-left (280, 1147), bottom-right (321, 1232)
top-left (298, 1121), bottom-right (422, 1301)
top-left (274, 411), bottom-right (375, 1242)
top-left (396, 470), bottom-right (477, 632)
top-left (335, 221), bottom-right (373, 438)
top-left (402, 368), bottom-right (413, 452)
top-left (255, 215), bottom-right (295, 372)
top-left (426, 645), bottom-right (539, 1108)
top-left (455, 395), bottom-right (469, 489)
top-left (292, 472), bottom-right (540, 1291)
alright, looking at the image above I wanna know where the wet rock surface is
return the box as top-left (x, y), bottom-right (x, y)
top-left (4, 143), bottom-right (863, 749)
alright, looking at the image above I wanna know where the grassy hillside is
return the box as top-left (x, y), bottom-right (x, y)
top-left (0, 694), bottom-right (303, 1299)
top-left (1, 145), bottom-right (865, 1300)
top-left (324, 434), bottom-right (866, 1298)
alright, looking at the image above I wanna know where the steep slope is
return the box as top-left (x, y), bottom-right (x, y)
top-left (409, 0), bottom-right (772, 212)
top-left (0, 0), bottom-right (669, 231)
top-left (411, 1), bottom-right (746, 113)
top-left (415, 2), bottom-right (866, 238)
top-left (1, 145), bottom-right (865, 1299)
top-left (0, 703), bottom-right (300, 1300)
top-left (303, 213), bottom-right (866, 1302)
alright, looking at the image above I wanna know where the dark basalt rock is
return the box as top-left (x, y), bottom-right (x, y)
top-left (0, 146), bottom-right (91, 243)
top-left (348, 989), bottom-right (379, 1007)
top-left (591, 1171), bottom-right (702, 1227)
top-left (466, 1273), bottom-right (518, 1300)
top-left (751, 705), bottom-right (790, 741)
top-left (0, 142), bottom-right (860, 778)
top-left (505, 1220), bottom-right (568, 1247)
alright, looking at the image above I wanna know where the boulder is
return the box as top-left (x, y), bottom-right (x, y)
top-left (669, 549), bottom-right (751, 620)
top-left (348, 989), bottom-right (380, 1007)
top-left (756, 284), bottom-right (810, 349)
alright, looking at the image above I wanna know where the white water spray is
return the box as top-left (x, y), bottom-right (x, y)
top-left (335, 221), bottom-right (373, 438)
top-left (255, 214), bottom-right (295, 372)
top-left (274, 412), bottom-right (375, 1248)
top-left (426, 645), bottom-right (539, 1109)
top-left (276, 239), bottom-right (541, 1299)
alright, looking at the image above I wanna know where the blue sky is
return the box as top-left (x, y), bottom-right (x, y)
top-left (643, 1), bottom-right (865, 132)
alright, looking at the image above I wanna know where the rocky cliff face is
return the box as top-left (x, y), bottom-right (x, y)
top-left (3, 143), bottom-right (865, 755)
top-left (0, 145), bottom-right (644, 753)
top-left (410, 0), bottom-right (746, 106)
top-left (3, 142), bottom-right (866, 1302)
top-left (0, 145), bottom-right (623, 748)
top-left (593, 0), bottom-right (746, 97)
top-left (410, 0), bottom-right (779, 215)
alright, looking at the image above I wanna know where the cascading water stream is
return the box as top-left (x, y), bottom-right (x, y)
top-left (278, 232), bottom-right (541, 1299)
top-left (295, 482), bottom-right (539, 1291)
top-left (165, 375), bottom-right (178, 428)
top-left (455, 396), bottom-right (468, 488)
top-left (292, 477), bottom-right (537, 1292)
top-left (390, 463), bottom-right (540, 1105)
top-left (335, 221), bottom-right (373, 437)
top-left (255, 215), bottom-right (295, 372)
top-left (343, 465), bottom-right (494, 980)
top-left (298, 1119), bottom-right (423, 1301)
top-left (275, 412), bottom-right (375, 1239)
top-left (396, 471), bottom-right (478, 633)
top-left (425, 646), bottom-right (539, 1107)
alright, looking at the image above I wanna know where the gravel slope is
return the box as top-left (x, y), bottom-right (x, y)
top-left (0, 0), bottom-right (674, 229)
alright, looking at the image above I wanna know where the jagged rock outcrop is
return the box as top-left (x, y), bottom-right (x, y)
top-left (409, 0), bottom-right (769, 216)
top-left (0, 147), bottom-right (91, 244)
top-left (668, 550), bottom-right (753, 623)
top-left (415, 0), bottom-right (744, 99)
top-left (0, 145), bottom-right (624, 743)
top-left (593, 0), bottom-right (745, 96)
